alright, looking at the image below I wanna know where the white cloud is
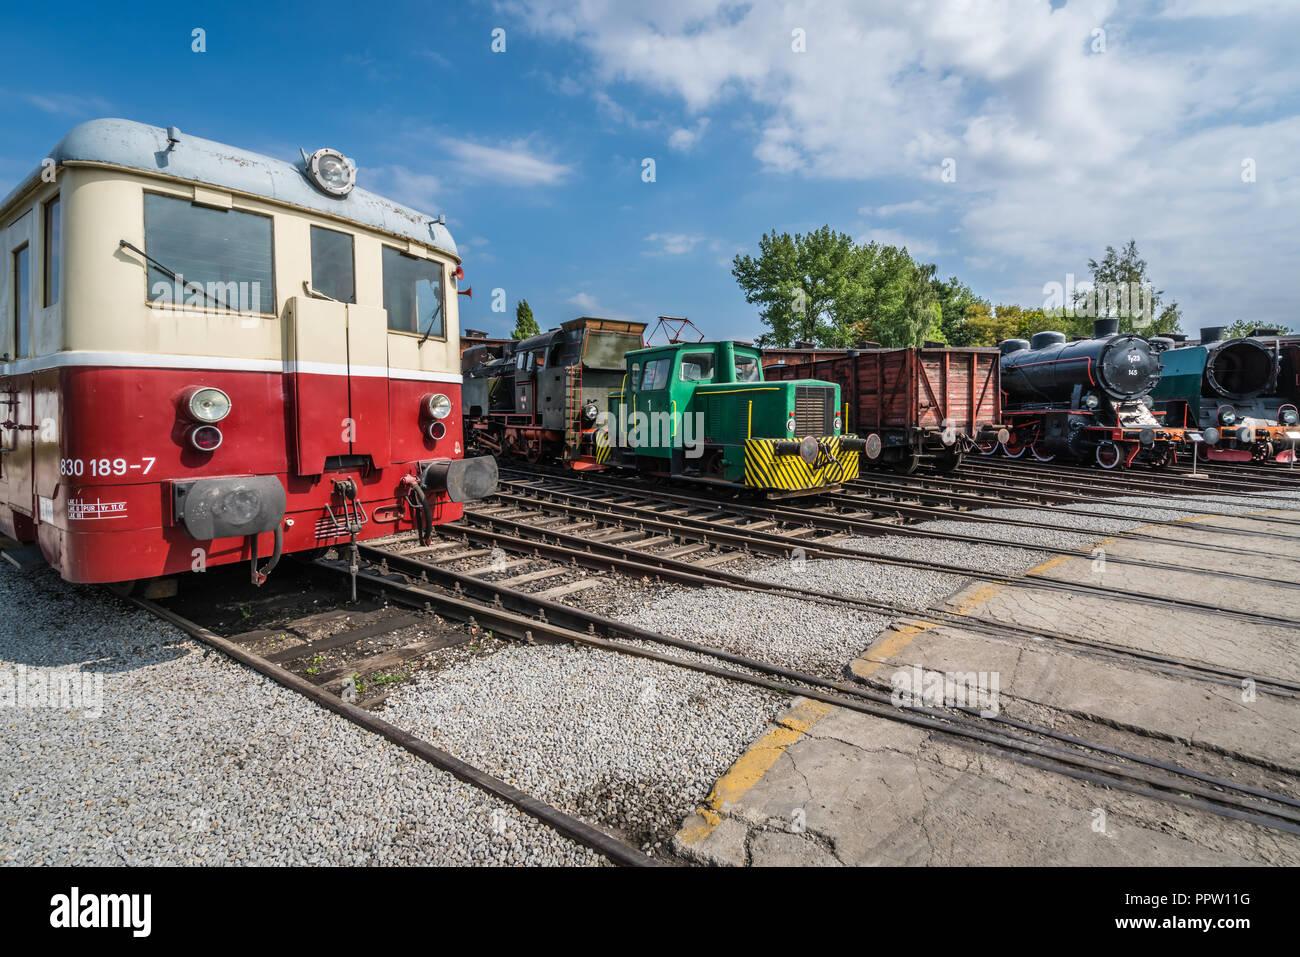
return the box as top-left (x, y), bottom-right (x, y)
top-left (21, 91), bottom-right (111, 116)
top-left (868, 200), bottom-right (938, 217)
top-left (567, 291), bottom-right (600, 311)
top-left (644, 232), bottom-right (706, 255)
top-left (510, 0), bottom-right (1300, 327)
top-left (371, 165), bottom-right (442, 212)
top-left (857, 228), bottom-right (940, 258)
top-left (668, 118), bottom-right (710, 152)
top-left (439, 136), bottom-right (573, 186)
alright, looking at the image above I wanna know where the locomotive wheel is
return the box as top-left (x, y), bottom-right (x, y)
top-left (933, 449), bottom-right (963, 472)
top-left (1001, 438), bottom-right (1028, 458)
top-left (1030, 444), bottom-right (1055, 462)
top-left (891, 452), bottom-right (923, 474)
top-left (1095, 441), bottom-right (1122, 469)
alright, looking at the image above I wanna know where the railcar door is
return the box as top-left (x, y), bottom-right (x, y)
top-left (0, 210), bottom-right (36, 539)
top-left (286, 296), bottom-right (390, 475)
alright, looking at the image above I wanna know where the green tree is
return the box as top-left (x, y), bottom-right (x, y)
top-left (1073, 239), bottom-right (1181, 335)
top-left (732, 227), bottom-right (872, 347)
top-left (511, 298), bottom-right (540, 339)
top-left (1224, 318), bottom-right (1295, 338)
top-left (932, 276), bottom-right (986, 347)
top-left (874, 261), bottom-right (944, 347)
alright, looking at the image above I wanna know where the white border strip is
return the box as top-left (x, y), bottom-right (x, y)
top-left (0, 351), bottom-right (463, 384)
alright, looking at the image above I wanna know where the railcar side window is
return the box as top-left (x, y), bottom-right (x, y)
top-left (382, 247), bottom-right (443, 337)
top-left (12, 244), bottom-right (30, 357)
top-left (680, 352), bottom-right (715, 382)
top-left (640, 357), bottom-right (671, 390)
top-left (43, 196), bottom-right (60, 307)
top-left (309, 226), bottom-right (355, 303)
top-left (143, 194), bottom-right (274, 313)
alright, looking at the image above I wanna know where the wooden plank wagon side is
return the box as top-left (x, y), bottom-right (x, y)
top-left (763, 346), bottom-right (1005, 472)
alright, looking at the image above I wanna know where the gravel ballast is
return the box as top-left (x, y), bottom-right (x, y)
top-left (0, 567), bottom-right (603, 866)
top-left (379, 642), bottom-right (782, 853)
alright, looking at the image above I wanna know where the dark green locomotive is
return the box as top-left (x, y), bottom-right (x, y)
top-left (599, 340), bottom-right (862, 493)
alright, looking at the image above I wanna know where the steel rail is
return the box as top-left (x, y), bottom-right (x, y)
top-left (337, 549), bottom-right (1300, 836)
top-left (130, 594), bottom-right (658, 868)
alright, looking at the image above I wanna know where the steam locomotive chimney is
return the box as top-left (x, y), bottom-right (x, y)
top-left (1093, 317), bottom-right (1119, 338)
top-left (1199, 326), bottom-right (1225, 343)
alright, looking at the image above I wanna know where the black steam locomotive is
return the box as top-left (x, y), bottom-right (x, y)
top-left (997, 318), bottom-right (1186, 469)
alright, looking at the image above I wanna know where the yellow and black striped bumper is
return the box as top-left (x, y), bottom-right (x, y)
top-left (743, 436), bottom-right (859, 491)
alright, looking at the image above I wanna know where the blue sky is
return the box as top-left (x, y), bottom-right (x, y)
top-left (2, 0), bottom-right (1297, 341)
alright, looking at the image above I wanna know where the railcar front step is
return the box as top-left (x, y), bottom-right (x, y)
top-left (1, 545), bottom-right (43, 572)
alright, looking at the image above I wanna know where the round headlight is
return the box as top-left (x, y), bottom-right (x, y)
top-left (833, 415), bottom-right (842, 431)
top-left (1281, 408), bottom-right (1299, 426)
top-left (307, 148), bottom-right (356, 197)
top-left (189, 425), bottom-right (223, 452)
top-left (1083, 393), bottom-right (1100, 410)
top-left (583, 403), bottom-right (599, 422)
top-left (785, 417), bottom-right (797, 433)
top-left (427, 421), bottom-right (447, 441)
top-left (423, 393), bottom-right (452, 420)
top-left (186, 387), bottom-right (231, 423)
top-left (1219, 406), bottom-right (1237, 425)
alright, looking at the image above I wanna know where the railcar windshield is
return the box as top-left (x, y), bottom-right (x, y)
top-left (310, 226), bottom-right (355, 303)
top-left (143, 193), bottom-right (274, 312)
top-left (382, 246), bottom-right (443, 337)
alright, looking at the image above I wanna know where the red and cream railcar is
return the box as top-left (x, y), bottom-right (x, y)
top-left (0, 119), bottom-right (496, 587)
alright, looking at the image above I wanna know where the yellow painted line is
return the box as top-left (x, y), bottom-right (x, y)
top-left (851, 621), bottom-right (936, 677)
top-left (678, 505), bottom-right (1256, 852)
top-left (677, 698), bottom-right (832, 847)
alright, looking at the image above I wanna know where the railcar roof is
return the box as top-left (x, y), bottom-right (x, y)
top-left (1, 118), bottom-right (457, 258)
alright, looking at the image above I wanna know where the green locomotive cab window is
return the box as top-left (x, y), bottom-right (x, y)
top-left (630, 362), bottom-right (641, 390)
top-left (640, 357), bottom-right (671, 390)
top-left (735, 355), bottom-right (762, 382)
top-left (680, 352), bottom-right (715, 382)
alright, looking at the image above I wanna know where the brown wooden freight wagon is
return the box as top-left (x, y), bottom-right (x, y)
top-left (764, 347), bottom-right (1007, 472)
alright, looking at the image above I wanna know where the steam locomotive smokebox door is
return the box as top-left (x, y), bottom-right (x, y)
top-left (173, 476), bottom-right (287, 540)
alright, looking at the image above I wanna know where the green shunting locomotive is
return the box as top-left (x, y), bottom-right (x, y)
top-left (597, 340), bottom-right (863, 494)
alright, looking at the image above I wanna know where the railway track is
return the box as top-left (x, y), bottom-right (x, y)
top-left (131, 567), bottom-right (658, 868)
top-left (961, 455), bottom-right (1300, 501)
top-left (142, 538), bottom-right (1300, 842)
top-left (967, 449), bottom-right (1300, 494)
